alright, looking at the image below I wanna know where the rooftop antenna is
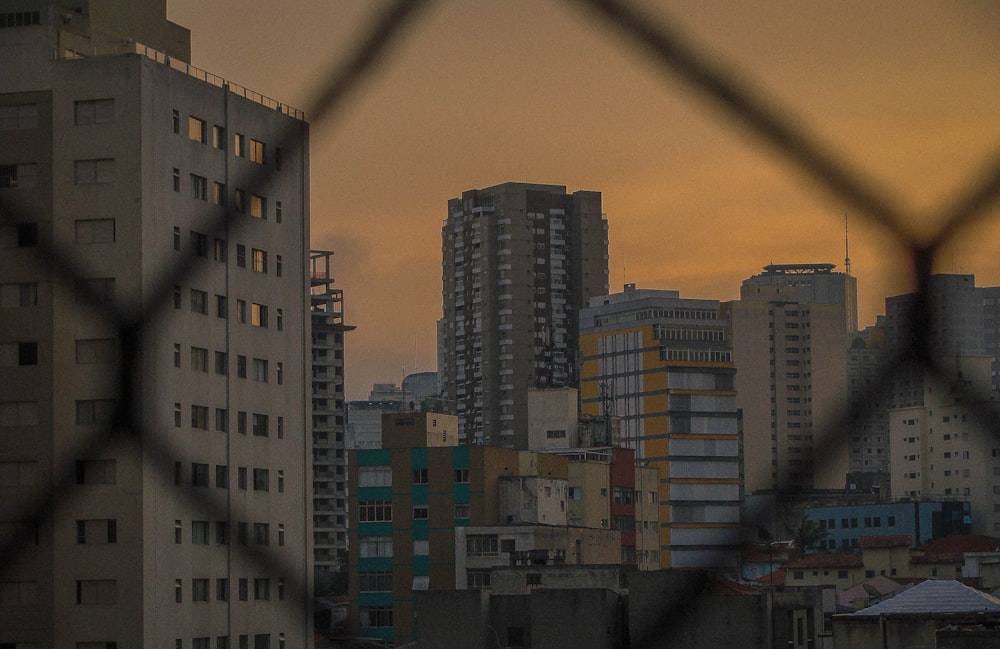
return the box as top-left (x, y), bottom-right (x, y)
top-left (844, 213), bottom-right (852, 276)
top-left (622, 251), bottom-right (627, 289)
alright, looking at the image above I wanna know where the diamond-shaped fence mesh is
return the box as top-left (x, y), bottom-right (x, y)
top-left (2, 0), bottom-right (999, 647)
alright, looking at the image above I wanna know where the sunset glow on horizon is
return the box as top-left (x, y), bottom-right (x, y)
top-left (169, 0), bottom-right (1000, 399)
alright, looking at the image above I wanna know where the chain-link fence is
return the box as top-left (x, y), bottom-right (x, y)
top-left (2, 0), bottom-right (1000, 647)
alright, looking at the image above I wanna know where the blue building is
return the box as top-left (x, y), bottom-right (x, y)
top-left (804, 500), bottom-right (971, 551)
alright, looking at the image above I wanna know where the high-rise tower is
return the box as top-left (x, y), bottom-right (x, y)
top-left (440, 182), bottom-right (609, 448)
top-left (731, 263), bottom-right (857, 493)
top-left (1, 4), bottom-right (311, 647)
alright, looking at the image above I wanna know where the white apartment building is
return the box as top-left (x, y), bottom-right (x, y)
top-left (0, 4), bottom-right (311, 648)
top-left (890, 355), bottom-right (999, 535)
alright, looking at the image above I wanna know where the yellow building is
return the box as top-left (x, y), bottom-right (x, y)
top-left (579, 285), bottom-right (741, 568)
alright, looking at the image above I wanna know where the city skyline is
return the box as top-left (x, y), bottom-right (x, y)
top-left (167, 0), bottom-right (1000, 400)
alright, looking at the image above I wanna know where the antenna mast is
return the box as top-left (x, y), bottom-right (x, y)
top-left (844, 213), bottom-right (852, 276)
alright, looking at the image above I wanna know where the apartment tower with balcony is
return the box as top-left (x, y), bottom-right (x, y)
top-left (439, 182), bottom-right (609, 448)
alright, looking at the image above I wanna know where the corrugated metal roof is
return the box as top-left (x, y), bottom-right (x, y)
top-left (851, 580), bottom-right (1000, 616)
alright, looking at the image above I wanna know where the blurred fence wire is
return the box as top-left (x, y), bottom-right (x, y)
top-left (2, 0), bottom-right (1000, 647)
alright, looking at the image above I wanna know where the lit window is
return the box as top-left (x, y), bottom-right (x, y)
top-left (251, 248), bottom-right (267, 273)
top-left (249, 139), bottom-right (265, 164)
top-left (188, 116), bottom-right (207, 143)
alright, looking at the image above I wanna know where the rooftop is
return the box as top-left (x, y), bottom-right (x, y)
top-left (850, 579), bottom-right (1000, 616)
top-left (911, 535), bottom-right (1000, 564)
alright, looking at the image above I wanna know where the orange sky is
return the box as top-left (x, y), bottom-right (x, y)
top-left (169, 1), bottom-right (1000, 400)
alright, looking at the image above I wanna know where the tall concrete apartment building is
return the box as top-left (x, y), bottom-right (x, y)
top-left (579, 285), bottom-right (742, 568)
top-left (731, 263), bottom-right (856, 493)
top-left (885, 274), bottom-right (984, 408)
top-left (310, 251), bottom-right (353, 575)
top-left (890, 356), bottom-right (998, 535)
top-left (439, 182), bottom-right (609, 448)
top-left (1, 4), bottom-right (311, 648)
top-left (982, 286), bottom-right (1000, 395)
top-left (846, 320), bottom-right (890, 491)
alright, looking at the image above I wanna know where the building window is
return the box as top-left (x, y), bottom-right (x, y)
top-left (75, 518), bottom-right (116, 544)
top-left (236, 300), bottom-right (247, 324)
top-left (249, 139), bottom-right (265, 164)
top-left (190, 346), bottom-right (208, 372)
top-left (360, 607), bottom-right (393, 629)
top-left (74, 98), bottom-right (114, 125)
top-left (0, 282), bottom-right (38, 307)
top-left (191, 174), bottom-right (208, 201)
top-left (237, 410), bottom-right (247, 434)
top-left (190, 230), bottom-right (208, 257)
top-left (238, 467), bottom-right (247, 490)
top-left (249, 194), bottom-right (266, 219)
top-left (238, 578), bottom-right (248, 601)
top-left (359, 571), bottom-right (392, 592)
top-left (215, 352), bottom-right (227, 376)
top-left (0, 103), bottom-right (38, 130)
top-left (191, 405), bottom-right (208, 430)
top-left (74, 159), bottom-right (114, 184)
top-left (466, 536), bottom-right (499, 557)
top-left (216, 521), bottom-right (229, 544)
top-left (358, 536), bottom-right (392, 557)
top-left (191, 464), bottom-right (209, 487)
top-left (253, 522), bottom-right (270, 545)
top-left (191, 520), bottom-right (209, 544)
top-left (216, 465), bottom-right (228, 489)
top-left (278, 523), bottom-right (285, 546)
top-left (173, 227), bottom-right (181, 250)
top-left (252, 358), bottom-right (268, 382)
top-left (467, 570), bottom-right (491, 590)
top-left (212, 125), bottom-right (226, 150)
top-left (174, 519), bottom-right (182, 543)
top-left (75, 277), bottom-right (115, 305)
top-left (213, 238), bottom-right (226, 261)
top-left (251, 303), bottom-right (267, 327)
top-left (236, 244), bottom-right (246, 267)
top-left (357, 466), bottom-right (391, 487)
top-left (172, 109), bottom-right (180, 133)
top-left (1, 162), bottom-right (38, 188)
top-left (413, 506), bottom-right (429, 520)
top-left (454, 468), bottom-right (470, 483)
top-left (212, 181), bottom-right (226, 206)
top-left (234, 133), bottom-right (245, 157)
top-left (190, 289), bottom-right (208, 314)
top-left (236, 356), bottom-right (247, 379)
top-left (76, 579), bottom-right (117, 605)
top-left (276, 308), bottom-right (283, 331)
top-left (275, 201), bottom-right (282, 223)
top-left (358, 500), bottom-right (392, 522)
top-left (276, 362), bottom-right (283, 385)
top-left (75, 399), bottom-right (115, 425)
top-left (454, 504), bottom-right (470, 519)
top-left (235, 189), bottom-right (246, 213)
top-left (413, 468), bottom-right (428, 484)
top-left (252, 413), bottom-right (268, 437)
top-left (253, 468), bottom-right (269, 492)
top-left (75, 218), bottom-right (115, 244)
top-left (188, 116), bottom-right (207, 143)
top-left (253, 578), bottom-right (270, 601)
top-left (216, 578), bottom-right (228, 601)
top-left (251, 248), bottom-right (267, 273)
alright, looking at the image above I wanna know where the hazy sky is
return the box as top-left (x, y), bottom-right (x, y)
top-left (168, 1), bottom-right (1000, 400)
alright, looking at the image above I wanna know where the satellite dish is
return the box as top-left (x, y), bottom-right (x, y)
top-left (862, 583), bottom-right (881, 597)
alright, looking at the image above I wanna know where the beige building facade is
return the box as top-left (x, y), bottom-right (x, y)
top-left (1, 5), bottom-right (311, 648)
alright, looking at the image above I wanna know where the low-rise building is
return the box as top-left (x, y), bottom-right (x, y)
top-left (347, 412), bottom-right (624, 646)
top-left (804, 499), bottom-right (971, 551)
